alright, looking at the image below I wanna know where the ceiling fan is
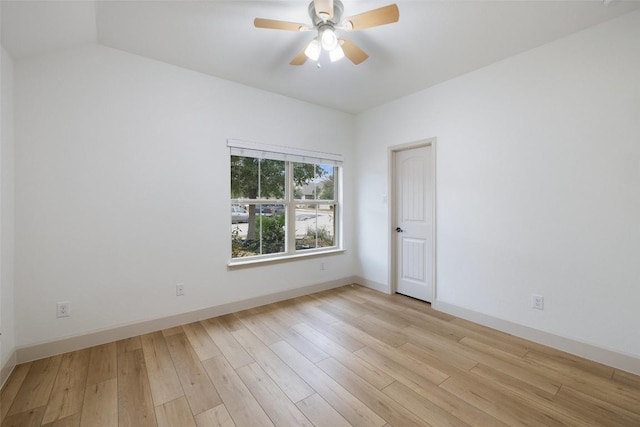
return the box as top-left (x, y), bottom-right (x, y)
top-left (254, 0), bottom-right (399, 66)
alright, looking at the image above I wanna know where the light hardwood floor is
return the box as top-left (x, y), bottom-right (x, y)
top-left (1, 284), bottom-right (639, 426)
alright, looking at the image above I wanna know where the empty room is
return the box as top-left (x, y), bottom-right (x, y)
top-left (1, 0), bottom-right (639, 426)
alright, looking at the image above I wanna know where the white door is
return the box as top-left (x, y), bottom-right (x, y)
top-left (394, 145), bottom-right (433, 302)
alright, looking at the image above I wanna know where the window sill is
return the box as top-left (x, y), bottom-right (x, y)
top-left (227, 248), bottom-right (345, 269)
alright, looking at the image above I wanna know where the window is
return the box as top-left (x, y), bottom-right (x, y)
top-left (228, 140), bottom-right (342, 263)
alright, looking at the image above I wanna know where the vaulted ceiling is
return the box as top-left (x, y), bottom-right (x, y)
top-left (2, 1), bottom-right (638, 113)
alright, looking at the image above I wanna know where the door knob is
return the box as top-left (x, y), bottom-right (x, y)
top-left (395, 227), bottom-right (404, 233)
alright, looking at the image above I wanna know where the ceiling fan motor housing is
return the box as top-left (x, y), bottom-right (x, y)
top-left (308, 0), bottom-right (344, 27)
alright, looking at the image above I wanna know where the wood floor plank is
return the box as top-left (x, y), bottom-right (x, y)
top-left (164, 333), bottom-right (221, 415)
top-left (398, 342), bottom-right (477, 380)
top-left (318, 357), bottom-right (431, 426)
top-left (42, 348), bottom-right (91, 424)
top-left (161, 327), bottom-right (183, 337)
top-left (202, 356), bottom-right (274, 427)
top-left (340, 322), bottom-right (449, 386)
top-left (140, 331), bottom-right (184, 406)
top-left (439, 375), bottom-right (573, 427)
top-left (270, 340), bottom-right (386, 427)
top-left (311, 290), bottom-right (372, 318)
top-left (356, 348), bottom-right (505, 427)
top-left (182, 322), bottom-right (222, 361)
top-left (237, 362), bottom-right (313, 426)
top-left (355, 345), bottom-right (449, 390)
top-left (193, 405), bottom-right (235, 427)
top-left (330, 285), bottom-right (370, 305)
top-left (295, 393), bottom-right (351, 427)
top-left (7, 355), bottom-right (62, 416)
top-left (85, 343), bottom-right (117, 386)
top-left (396, 308), bottom-right (466, 342)
top-left (455, 336), bottom-right (562, 395)
top-left (450, 317), bottom-right (535, 345)
top-left (1, 406), bottom-right (46, 427)
top-left (0, 362), bottom-right (31, 422)
top-left (400, 328), bottom-right (478, 371)
top-left (468, 364), bottom-right (595, 426)
top-left (613, 369), bottom-right (640, 390)
top-left (117, 349), bottom-right (156, 427)
top-left (553, 384), bottom-right (640, 426)
top-left (421, 315), bottom-right (529, 357)
top-left (524, 348), bottom-right (616, 381)
top-left (293, 322), bottom-right (395, 390)
top-left (340, 314), bottom-right (409, 347)
top-left (80, 379), bottom-right (118, 427)
top-left (382, 381), bottom-right (469, 427)
top-left (469, 363), bottom-right (557, 403)
top-left (360, 300), bottom-right (413, 328)
top-left (231, 327), bottom-right (314, 402)
top-left (276, 298), bottom-right (323, 320)
top-left (451, 316), bottom-right (589, 363)
top-left (217, 314), bottom-right (245, 333)
top-left (116, 337), bottom-right (142, 354)
top-left (523, 349), bottom-right (640, 414)
top-left (288, 305), bottom-right (366, 352)
top-left (315, 301), bottom-right (362, 323)
top-left (292, 294), bottom-right (324, 307)
top-left (42, 413), bottom-right (81, 427)
top-left (233, 309), bottom-right (282, 346)
top-left (253, 307), bottom-right (330, 363)
top-left (201, 318), bottom-right (253, 369)
top-left (155, 396), bottom-right (196, 427)
top-left (410, 309), bottom-right (531, 357)
top-left (290, 299), bottom-right (343, 325)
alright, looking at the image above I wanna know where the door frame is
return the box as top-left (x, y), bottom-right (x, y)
top-left (388, 138), bottom-right (437, 302)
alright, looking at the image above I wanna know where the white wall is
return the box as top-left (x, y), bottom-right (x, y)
top-left (355, 11), bottom-right (640, 359)
top-left (1, 46), bottom-right (16, 377)
top-left (14, 44), bottom-right (355, 348)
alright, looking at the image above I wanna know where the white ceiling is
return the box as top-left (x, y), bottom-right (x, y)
top-left (2, 1), bottom-right (639, 113)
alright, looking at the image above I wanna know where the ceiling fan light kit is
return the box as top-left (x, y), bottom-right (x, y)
top-left (304, 39), bottom-right (322, 61)
top-left (254, 0), bottom-right (399, 66)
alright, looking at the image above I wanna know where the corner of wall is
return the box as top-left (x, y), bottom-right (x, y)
top-left (0, 351), bottom-right (16, 389)
top-left (0, 46), bottom-right (17, 383)
top-left (354, 276), bottom-right (390, 294)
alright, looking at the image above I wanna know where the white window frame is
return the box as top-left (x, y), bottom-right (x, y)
top-left (228, 139), bottom-right (344, 266)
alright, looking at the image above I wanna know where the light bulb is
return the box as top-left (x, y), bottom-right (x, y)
top-left (304, 39), bottom-right (321, 61)
top-left (329, 45), bottom-right (345, 62)
top-left (320, 28), bottom-right (338, 51)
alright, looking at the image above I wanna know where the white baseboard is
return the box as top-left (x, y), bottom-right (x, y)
top-left (433, 300), bottom-right (640, 376)
top-left (355, 276), bottom-right (390, 294)
top-left (1, 350), bottom-right (16, 390)
top-left (16, 277), bottom-right (357, 364)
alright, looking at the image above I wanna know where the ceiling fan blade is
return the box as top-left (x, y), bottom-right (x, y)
top-left (314, 0), bottom-right (334, 20)
top-left (344, 4), bottom-right (399, 31)
top-left (339, 37), bottom-right (368, 65)
top-left (254, 18), bottom-right (308, 31)
top-left (290, 47), bottom-right (309, 66)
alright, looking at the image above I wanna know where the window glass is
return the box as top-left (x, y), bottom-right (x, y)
top-left (231, 155), bottom-right (339, 261)
top-left (293, 163), bottom-right (335, 201)
top-left (295, 204), bottom-right (336, 250)
top-left (231, 156), bottom-right (284, 200)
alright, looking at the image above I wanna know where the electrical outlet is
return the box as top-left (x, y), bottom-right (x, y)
top-left (56, 301), bottom-right (71, 318)
top-left (176, 283), bottom-right (185, 296)
top-left (532, 294), bottom-right (544, 310)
